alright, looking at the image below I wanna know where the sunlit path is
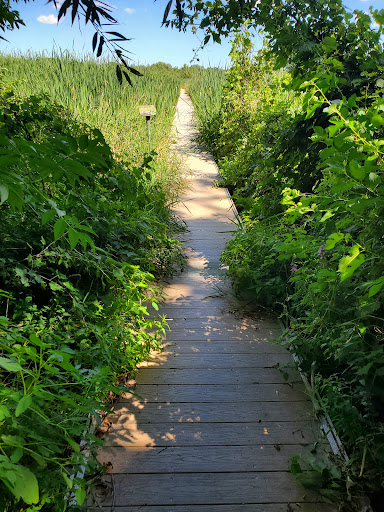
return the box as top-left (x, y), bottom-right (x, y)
top-left (95, 90), bottom-right (336, 512)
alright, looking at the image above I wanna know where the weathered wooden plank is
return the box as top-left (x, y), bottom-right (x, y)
top-left (162, 283), bottom-right (230, 301)
top-left (154, 298), bottom-right (237, 308)
top-left (89, 505), bottom-right (335, 512)
top-left (180, 254), bottom-right (225, 264)
top-left (178, 187), bottom-right (229, 199)
top-left (182, 261), bottom-right (228, 272)
top-left (179, 243), bottom-right (232, 253)
top-left (108, 472), bottom-right (320, 506)
top-left (182, 245), bottom-right (225, 253)
top-left (160, 340), bottom-right (287, 355)
top-left (179, 216), bottom-right (237, 225)
top-left (177, 215), bottom-right (237, 224)
top-left (97, 444), bottom-right (322, 473)
top-left (165, 317), bottom-right (280, 330)
top-left (134, 367), bottom-right (300, 385)
top-left (178, 213), bottom-right (234, 224)
top-left (181, 216), bottom-right (237, 224)
top-left (110, 401), bottom-right (316, 424)
top-left (181, 252), bottom-right (226, 261)
top-left (153, 306), bottom-right (271, 319)
top-left (162, 328), bottom-right (281, 341)
top-left (139, 353), bottom-right (293, 368)
top-left (123, 383), bottom-right (307, 402)
top-left (163, 276), bottom-right (228, 287)
top-left (104, 421), bottom-right (318, 447)
top-left (177, 232), bottom-right (235, 241)
top-left (180, 225), bottom-right (237, 233)
top-left (177, 227), bottom-right (237, 235)
top-left (176, 197), bottom-right (234, 209)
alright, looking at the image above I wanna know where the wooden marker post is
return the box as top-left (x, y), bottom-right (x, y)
top-left (139, 105), bottom-right (156, 154)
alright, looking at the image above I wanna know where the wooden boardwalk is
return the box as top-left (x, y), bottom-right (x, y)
top-left (95, 91), bottom-right (335, 512)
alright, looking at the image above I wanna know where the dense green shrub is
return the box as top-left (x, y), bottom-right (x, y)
top-left (0, 77), bottom-right (180, 510)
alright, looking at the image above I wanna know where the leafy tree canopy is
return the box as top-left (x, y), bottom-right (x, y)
top-left (163, 0), bottom-right (384, 79)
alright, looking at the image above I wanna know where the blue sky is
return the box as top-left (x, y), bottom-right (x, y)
top-left (2, 0), bottom-right (382, 68)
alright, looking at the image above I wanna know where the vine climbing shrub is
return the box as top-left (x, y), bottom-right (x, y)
top-left (0, 80), bottom-right (179, 510)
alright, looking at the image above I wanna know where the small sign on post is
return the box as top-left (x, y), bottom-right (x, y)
top-left (139, 105), bottom-right (156, 154)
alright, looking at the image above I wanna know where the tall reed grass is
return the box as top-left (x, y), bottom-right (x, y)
top-left (0, 51), bottom-right (181, 167)
top-left (185, 65), bottom-right (227, 149)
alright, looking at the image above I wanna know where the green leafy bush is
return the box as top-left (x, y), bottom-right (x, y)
top-left (0, 78), bottom-right (179, 510)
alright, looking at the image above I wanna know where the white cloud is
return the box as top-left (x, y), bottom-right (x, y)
top-left (37, 14), bottom-right (58, 24)
top-left (124, 8), bottom-right (136, 14)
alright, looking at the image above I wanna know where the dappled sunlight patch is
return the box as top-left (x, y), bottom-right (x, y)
top-left (161, 431), bottom-right (177, 443)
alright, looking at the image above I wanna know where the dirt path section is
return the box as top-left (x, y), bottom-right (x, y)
top-left (94, 90), bottom-right (336, 512)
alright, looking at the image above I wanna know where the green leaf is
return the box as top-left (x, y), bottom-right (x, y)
top-left (79, 233), bottom-right (95, 251)
top-left (68, 227), bottom-right (80, 250)
top-left (0, 405), bottom-right (11, 421)
top-left (0, 464), bottom-right (17, 486)
top-left (11, 465), bottom-right (39, 504)
top-left (348, 161), bottom-right (366, 181)
top-left (1, 435), bottom-right (25, 447)
top-left (320, 210), bottom-right (334, 223)
top-left (62, 472), bottom-right (73, 489)
top-left (371, 114), bottom-right (384, 127)
top-left (0, 356), bottom-right (22, 372)
top-left (0, 184), bottom-right (9, 205)
top-left (78, 134), bottom-right (89, 151)
top-left (49, 282), bottom-right (63, 292)
top-left (327, 120), bottom-right (344, 137)
top-left (41, 209), bottom-right (56, 226)
top-left (322, 36), bottom-right (338, 51)
top-left (338, 245), bottom-right (365, 282)
top-left (357, 362), bottom-right (374, 375)
top-left (325, 232), bottom-right (344, 250)
top-left (30, 452), bottom-right (47, 467)
top-left (29, 333), bottom-right (50, 349)
top-left (54, 217), bottom-right (67, 241)
top-left (15, 395), bottom-right (33, 417)
top-left (376, 78), bottom-right (384, 88)
top-left (61, 159), bottom-right (91, 179)
top-left (368, 276), bottom-right (384, 298)
top-left (10, 448), bottom-right (23, 464)
top-left (76, 224), bottom-right (96, 235)
top-left (66, 437), bottom-right (81, 454)
top-left (15, 266), bottom-right (30, 287)
top-left (47, 199), bottom-right (66, 217)
top-left (290, 455), bottom-right (303, 475)
top-left (75, 486), bottom-right (86, 505)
